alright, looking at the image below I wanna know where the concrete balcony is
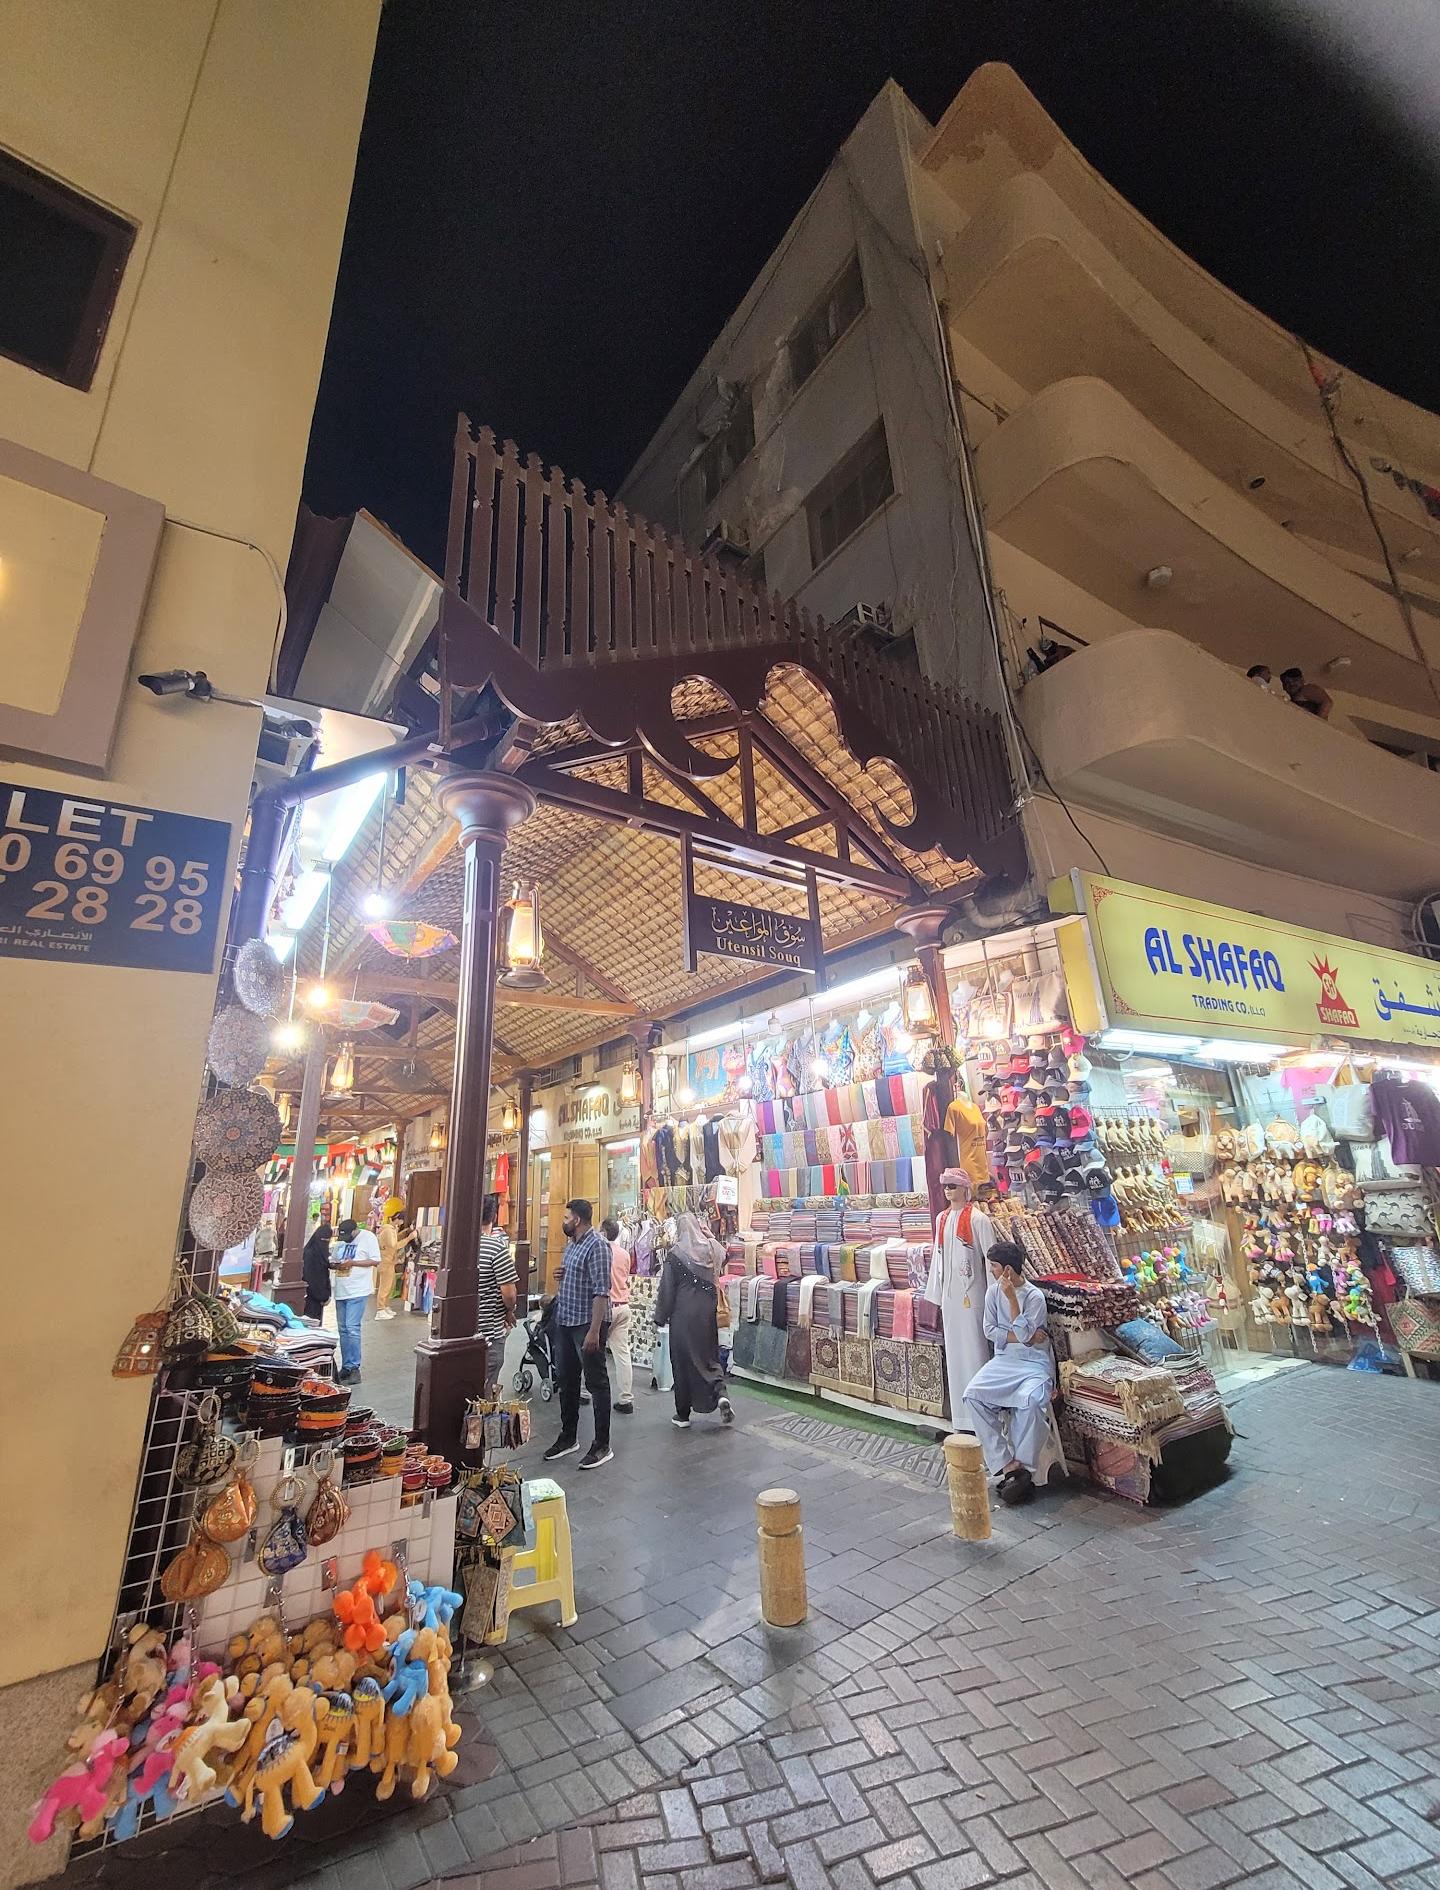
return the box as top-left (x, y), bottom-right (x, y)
top-left (942, 173), bottom-right (1440, 588)
top-left (975, 376), bottom-right (1440, 706)
top-left (1020, 627), bottom-right (1440, 900)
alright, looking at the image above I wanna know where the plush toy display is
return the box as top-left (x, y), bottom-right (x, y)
top-left (30, 1546), bottom-right (467, 1849)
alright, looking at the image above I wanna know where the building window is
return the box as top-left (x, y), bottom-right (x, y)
top-left (789, 254), bottom-right (865, 390)
top-left (807, 420), bottom-right (894, 567)
top-left (692, 390), bottom-right (755, 509)
top-left (0, 151), bottom-right (135, 389)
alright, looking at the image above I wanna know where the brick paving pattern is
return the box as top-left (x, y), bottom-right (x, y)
top-left (57, 1364), bottom-right (1440, 1890)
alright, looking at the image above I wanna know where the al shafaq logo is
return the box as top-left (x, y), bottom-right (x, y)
top-left (1310, 956), bottom-right (1359, 1030)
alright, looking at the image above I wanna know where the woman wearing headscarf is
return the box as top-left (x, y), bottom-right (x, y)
top-left (301, 1219), bottom-right (334, 1320)
top-left (654, 1212), bottom-right (734, 1429)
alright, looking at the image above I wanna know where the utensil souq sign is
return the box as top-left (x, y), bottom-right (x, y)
top-left (685, 891), bottom-right (820, 975)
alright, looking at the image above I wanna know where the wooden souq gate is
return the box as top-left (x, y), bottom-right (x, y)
top-left (397, 418), bottom-right (1024, 1456)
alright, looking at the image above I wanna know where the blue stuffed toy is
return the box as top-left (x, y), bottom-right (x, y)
top-left (407, 1578), bottom-right (462, 1632)
top-left (382, 1629), bottom-right (428, 1718)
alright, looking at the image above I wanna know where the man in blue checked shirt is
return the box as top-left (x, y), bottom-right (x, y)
top-left (543, 1197), bottom-right (614, 1469)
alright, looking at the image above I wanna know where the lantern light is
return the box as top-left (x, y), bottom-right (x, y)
top-left (902, 965), bottom-right (936, 1032)
top-left (501, 881), bottom-right (545, 988)
top-left (362, 890), bottom-right (393, 918)
top-left (329, 1041), bottom-right (355, 1094)
top-left (619, 1063), bottom-right (640, 1106)
top-left (273, 1020), bottom-right (305, 1053)
top-left (429, 1120), bottom-right (447, 1152)
top-left (305, 983), bottom-right (333, 1010)
top-left (501, 1099), bottom-right (517, 1133)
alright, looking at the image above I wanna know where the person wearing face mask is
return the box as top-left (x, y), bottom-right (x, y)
top-left (542, 1198), bottom-right (613, 1470)
top-left (962, 1241), bottom-right (1056, 1506)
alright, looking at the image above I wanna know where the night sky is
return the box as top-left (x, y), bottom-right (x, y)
top-left (302, 0), bottom-right (1440, 573)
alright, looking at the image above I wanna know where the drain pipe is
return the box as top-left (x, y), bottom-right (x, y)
top-left (232, 708), bottom-right (506, 946)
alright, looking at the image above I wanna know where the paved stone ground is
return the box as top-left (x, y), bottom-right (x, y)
top-left (58, 1363), bottom-right (1440, 1890)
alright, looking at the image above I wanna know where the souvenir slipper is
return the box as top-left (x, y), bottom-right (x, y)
top-left (201, 1438), bottom-right (259, 1543)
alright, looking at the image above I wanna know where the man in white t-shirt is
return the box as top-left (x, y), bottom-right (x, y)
top-left (331, 1216), bottom-right (381, 1381)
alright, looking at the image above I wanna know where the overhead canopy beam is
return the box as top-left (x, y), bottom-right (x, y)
top-left (342, 972), bottom-right (637, 1018)
top-left (516, 760), bottom-right (912, 900)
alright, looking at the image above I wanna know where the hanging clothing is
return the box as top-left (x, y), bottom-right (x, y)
top-left (921, 1201), bottom-right (996, 1410)
top-left (944, 1092), bottom-right (990, 1187)
top-left (1370, 1075), bottom-right (1440, 1167)
top-left (701, 1117), bottom-right (724, 1182)
top-left (963, 1278), bottom-right (1056, 1476)
top-left (654, 1213), bottom-right (727, 1418)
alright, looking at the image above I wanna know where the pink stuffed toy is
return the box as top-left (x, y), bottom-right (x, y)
top-left (29, 1729), bottom-right (129, 1843)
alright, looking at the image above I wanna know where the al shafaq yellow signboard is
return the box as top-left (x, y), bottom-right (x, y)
top-left (1049, 870), bottom-right (1440, 1050)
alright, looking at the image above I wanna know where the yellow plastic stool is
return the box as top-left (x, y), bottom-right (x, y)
top-left (504, 1478), bottom-right (578, 1629)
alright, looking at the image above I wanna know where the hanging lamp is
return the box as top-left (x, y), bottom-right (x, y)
top-left (330, 1041), bottom-right (355, 1094)
top-left (500, 881), bottom-right (545, 988)
top-left (619, 1063), bottom-right (640, 1106)
top-left (902, 964), bottom-right (936, 1032)
top-left (500, 1098), bottom-right (518, 1133)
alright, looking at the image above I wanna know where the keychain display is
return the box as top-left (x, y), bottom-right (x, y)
top-left (258, 1474), bottom-right (309, 1576)
top-left (175, 1393), bottom-right (239, 1487)
top-left (304, 1447), bottom-right (350, 1546)
top-left (200, 1437), bottom-right (259, 1543)
top-left (160, 1522), bottom-right (231, 1603)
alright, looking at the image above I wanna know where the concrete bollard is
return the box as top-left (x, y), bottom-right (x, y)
top-left (756, 1487), bottom-right (807, 1627)
top-left (943, 1431), bottom-right (991, 1541)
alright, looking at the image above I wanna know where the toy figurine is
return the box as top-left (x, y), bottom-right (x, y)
top-left (1308, 1290), bottom-right (1333, 1332)
top-left (28, 1731), bottom-right (129, 1845)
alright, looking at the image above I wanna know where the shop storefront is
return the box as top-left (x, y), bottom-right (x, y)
top-left (1048, 871), bottom-right (1440, 1377)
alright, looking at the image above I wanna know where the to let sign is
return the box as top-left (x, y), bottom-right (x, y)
top-left (685, 891), bottom-right (820, 975)
top-left (0, 780), bottom-right (230, 973)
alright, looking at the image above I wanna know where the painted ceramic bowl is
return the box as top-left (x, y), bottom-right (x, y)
top-left (193, 1086), bottom-right (282, 1170)
top-left (206, 1006), bottom-right (273, 1085)
top-left (188, 1169), bottom-right (264, 1250)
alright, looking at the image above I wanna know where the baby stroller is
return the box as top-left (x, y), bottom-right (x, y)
top-left (512, 1298), bottom-right (559, 1401)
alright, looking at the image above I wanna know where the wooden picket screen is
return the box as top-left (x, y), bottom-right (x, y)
top-left (445, 420), bottom-right (1015, 845)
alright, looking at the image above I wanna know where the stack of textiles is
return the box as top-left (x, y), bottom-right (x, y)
top-left (1153, 1357), bottom-right (1230, 1448)
top-left (752, 1193), bottom-right (929, 1219)
top-left (999, 1205), bottom-right (1124, 1282)
top-left (273, 1326), bottom-right (340, 1374)
top-left (790, 1210), bottom-right (817, 1243)
top-left (1037, 1274), bottom-right (1142, 1331)
top-left (1059, 1355), bottom-right (1187, 1430)
top-left (758, 1117), bottom-right (923, 1171)
top-left (814, 1204), bottom-right (844, 1244)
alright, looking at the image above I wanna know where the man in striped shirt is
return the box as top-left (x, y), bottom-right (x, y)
top-left (476, 1192), bottom-right (518, 1395)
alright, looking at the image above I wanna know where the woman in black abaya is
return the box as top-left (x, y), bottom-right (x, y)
top-left (654, 1213), bottom-right (734, 1429)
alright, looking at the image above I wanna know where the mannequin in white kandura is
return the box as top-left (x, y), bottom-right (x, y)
top-left (922, 1168), bottom-right (996, 1415)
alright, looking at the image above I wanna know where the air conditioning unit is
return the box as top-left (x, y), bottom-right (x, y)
top-left (252, 721), bottom-right (318, 792)
top-left (701, 518), bottom-right (751, 562)
top-left (835, 601), bottom-right (906, 642)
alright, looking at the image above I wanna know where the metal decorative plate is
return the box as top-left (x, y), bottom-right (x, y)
top-left (194, 1086), bottom-right (282, 1171)
top-left (233, 939), bottom-right (286, 1017)
top-left (188, 1169), bottom-right (264, 1251)
top-left (206, 1005), bottom-right (272, 1085)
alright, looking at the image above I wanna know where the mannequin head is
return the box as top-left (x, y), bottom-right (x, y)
top-left (940, 1169), bottom-right (972, 1209)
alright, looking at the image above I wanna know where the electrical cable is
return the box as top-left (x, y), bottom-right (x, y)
top-left (1296, 337), bottom-right (1440, 716)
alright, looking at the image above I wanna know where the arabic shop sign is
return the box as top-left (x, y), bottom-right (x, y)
top-left (1049, 870), bottom-right (1440, 1049)
top-left (0, 781), bottom-right (230, 974)
top-left (685, 892), bottom-right (820, 975)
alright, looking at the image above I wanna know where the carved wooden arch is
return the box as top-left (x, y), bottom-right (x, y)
top-left (439, 419), bottom-right (1023, 884)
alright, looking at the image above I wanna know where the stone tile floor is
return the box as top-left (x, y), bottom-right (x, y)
top-left (57, 1362), bottom-right (1440, 1890)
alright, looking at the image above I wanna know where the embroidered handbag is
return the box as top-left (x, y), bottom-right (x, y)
top-left (1390, 1296), bottom-right (1440, 1358)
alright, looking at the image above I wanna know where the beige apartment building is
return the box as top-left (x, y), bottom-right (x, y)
top-left (622, 63), bottom-right (1440, 953)
top-left (0, 4), bottom-right (377, 1879)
